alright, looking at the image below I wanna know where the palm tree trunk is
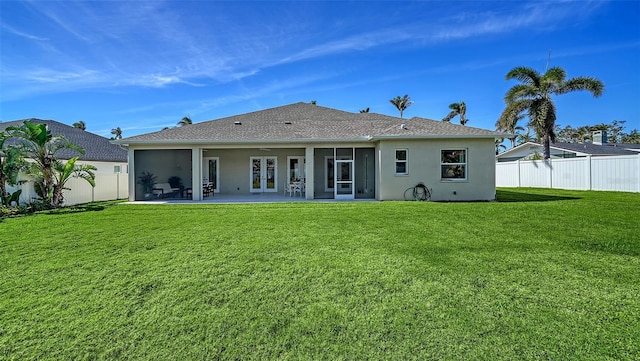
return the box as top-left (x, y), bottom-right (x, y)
top-left (0, 157), bottom-right (7, 203)
top-left (542, 134), bottom-right (551, 160)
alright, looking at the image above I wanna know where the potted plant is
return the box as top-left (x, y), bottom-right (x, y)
top-left (137, 171), bottom-right (157, 199)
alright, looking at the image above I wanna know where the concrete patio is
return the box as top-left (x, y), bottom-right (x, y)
top-left (126, 193), bottom-right (377, 204)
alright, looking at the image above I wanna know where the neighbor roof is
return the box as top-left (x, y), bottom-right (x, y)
top-left (552, 142), bottom-right (640, 156)
top-left (0, 119), bottom-right (128, 162)
top-left (497, 141), bottom-right (640, 159)
top-left (118, 102), bottom-right (507, 145)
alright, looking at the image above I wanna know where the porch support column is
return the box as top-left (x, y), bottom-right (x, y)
top-left (305, 146), bottom-right (314, 199)
top-left (191, 148), bottom-right (202, 201)
top-left (128, 148), bottom-right (136, 201)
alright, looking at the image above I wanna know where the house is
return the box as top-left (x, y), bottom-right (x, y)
top-left (1, 119), bottom-right (129, 204)
top-left (0, 118), bottom-right (128, 171)
top-left (115, 102), bottom-right (508, 202)
top-left (497, 131), bottom-right (640, 162)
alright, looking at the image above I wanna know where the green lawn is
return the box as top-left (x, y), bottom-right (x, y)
top-left (1, 188), bottom-right (638, 360)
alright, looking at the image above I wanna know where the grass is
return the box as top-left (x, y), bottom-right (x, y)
top-left (1, 188), bottom-right (638, 360)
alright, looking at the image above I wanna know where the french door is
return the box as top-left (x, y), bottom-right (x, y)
top-left (250, 156), bottom-right (277, 192)
top-left (202, 157), bottom-right (219, 192)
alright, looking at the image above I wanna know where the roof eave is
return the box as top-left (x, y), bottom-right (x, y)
top-left (372, 134), bottom-right (510, 140)
top-left (114, 136), bottom-right (375, 146)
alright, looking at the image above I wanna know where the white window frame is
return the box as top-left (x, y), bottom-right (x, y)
top-left (203, 157), bottom-right (220, 192)
top-left (440, 149), bottom-right (467, 181)
top-left (395, 149), bottom-right (408, 175)
top-left (287, 156), bottom-right (305, 182)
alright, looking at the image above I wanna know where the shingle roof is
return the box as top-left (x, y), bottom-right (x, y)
top-left (0, 119), bottom-right (128, 162)
top-left (120, 102), bottom-right (507, 144)
top-left (497, 141), bottom-right (640, 159)
top-left (552, 142), bottom-right (639, 156)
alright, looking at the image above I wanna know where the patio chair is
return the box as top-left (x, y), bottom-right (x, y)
top-left (292, 181), bottom-right (304, 197)
top-left (152, 183), bottom-right (179, 198)
top-left (284, 181), bottom-right (295, 196)
top-left (203, 182), bottom-right (214, 197)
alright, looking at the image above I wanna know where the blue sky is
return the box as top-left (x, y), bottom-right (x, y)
top-left (1, 0), bottom-right (639, 139)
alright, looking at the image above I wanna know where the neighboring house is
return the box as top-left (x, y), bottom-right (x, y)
top-left (0, 119), bottom-right (128, 171)
top-left (497, 131), bottom-right (640, 162)
top-left (115, 102), bottom-right (508, 202)
top-left (496, 131), bottom-right (640, 193)
top-left (1, 119), bottom-right (129, 204)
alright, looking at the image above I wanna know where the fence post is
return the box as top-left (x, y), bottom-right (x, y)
top-left (547, 158), bottom-right (553, 189)
top-left (586, 155), bottom-right (592, 191)
top-left (637, 154), bottom-right (640, 193)
top-left (517, 159), bottom-right (521, 187)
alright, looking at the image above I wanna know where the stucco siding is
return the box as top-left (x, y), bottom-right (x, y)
top-left (203, 148), bottom-right (305, 194)
top-left (378, 138), bottom-right (496, 201)
top-left (79, 160), bottom-right (128, 174)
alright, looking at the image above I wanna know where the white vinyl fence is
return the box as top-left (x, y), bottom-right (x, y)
top-left (496, 154), bottom-right (640, 193)
top-left (7, 172), bottom-right (129, 206)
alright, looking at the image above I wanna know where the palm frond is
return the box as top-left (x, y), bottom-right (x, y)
top-left (497, 99), bottom-right (530, 131)
top-left (558, 77), bottom-right (605, 97)
top-left (505, 66), bottom-right (539, 85)
top-left (504, 84), bottom-right (538, 103)
top-left (442, 111), bottom-right (456, 122)
top-left (543, 67), bottom-right (567, 83)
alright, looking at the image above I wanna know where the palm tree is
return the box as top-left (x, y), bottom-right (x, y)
top-left (72, 121), bottom-right (86, 130)
top-left (51, 157), bottom-right (96, 206)
top-left (0, 131), bottom-right (27, 205)
top-left (110, 127), bottom-right (123, 140)
top-left (498, 66), bottom-right (604, 159)
top-left (442, 101), bottom-right (467, 125)
top-left (622, 129), bottom-right (640, 144)
top-left (389, 95), bottom-right (413, 118)
top-left (178, 116), bottom-right (192, 127)
top-left (6, 121), bottom-right (84, 207)
top-left (495, 139), bottom-right (507, 155)
top-left (495, 112), bottom-right (526, 148)
top-left (517, 127), bottom-right (536, 145)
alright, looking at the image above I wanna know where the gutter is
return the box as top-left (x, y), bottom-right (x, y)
top-left (371, 133), bottom-right (512, 140)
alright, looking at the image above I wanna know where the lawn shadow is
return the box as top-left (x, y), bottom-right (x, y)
top-left (1, 200), bottom-right (123, 220)
top-left (42, 202), bottom-right (108, 215)
top-left (497, 190), bottom-right (581, 202)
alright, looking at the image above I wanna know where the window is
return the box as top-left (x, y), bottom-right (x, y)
top-left (287, 156), bottom-right (305, 182)
top-left (395, 149), bottom-right (408, 175)
top-left (441, 149), bottom-right (467, 180)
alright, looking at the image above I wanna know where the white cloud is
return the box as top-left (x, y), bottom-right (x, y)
top-left (1, 23), bottom-right (48, 41)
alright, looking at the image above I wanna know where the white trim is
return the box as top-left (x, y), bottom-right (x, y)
top-left (286, 156), bottom-right (305, 182)
top-left (395, 148), bottom-right (408, 175)
top-left (250, 156), bottom-right (278, 193)
top-left (115, 134), bottom-right (505, 147)
top-left (324, 156), bottom-right (334, 193)
top-left (440, 148), bottom-right (468, 182)
top-left (334, 147), bottom-right (355, 200)
top-left (202, 157), bottom-right (220, 193)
